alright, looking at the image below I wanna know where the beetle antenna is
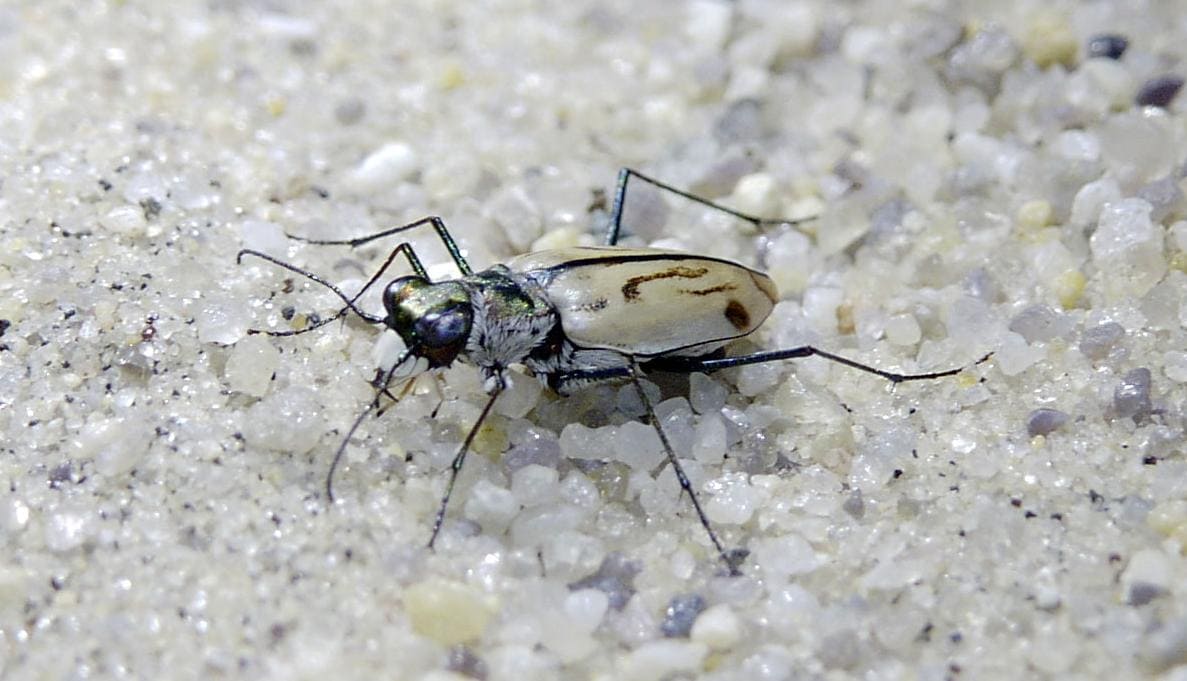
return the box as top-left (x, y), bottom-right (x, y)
top-left (427, 385), bottom-right (503, 549)
top-left (237, 249), bottom-right (386, 335)
top-left (326, 351), bottom-right (408, 502)
top-left (629, 371), bottom-right (748, 576)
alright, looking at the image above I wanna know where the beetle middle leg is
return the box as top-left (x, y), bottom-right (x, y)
top-left (604, 167), bottom-right (806, 246)
top-left (285, 215), bottom-right (473, 275)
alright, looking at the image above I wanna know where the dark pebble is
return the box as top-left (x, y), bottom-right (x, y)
top-left (842, 488), bottom-right (865, 519)
top-left (1086, 34), bottom-right (1128, 60)
top-left (1136, 75), bottom-right (1184, 108)
top-left (447, 645), bottom-right (489, 680)
top-left (1136, 175), bottom-right (1185, 223)
top-left (1128, 582), bottom-right (1165, 606)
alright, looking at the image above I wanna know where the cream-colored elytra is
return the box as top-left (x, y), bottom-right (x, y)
top-left (511, 246), bottom-right (778, 358)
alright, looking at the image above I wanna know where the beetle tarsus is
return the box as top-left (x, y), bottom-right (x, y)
top-left (722, 548), bottom-right (750, 577)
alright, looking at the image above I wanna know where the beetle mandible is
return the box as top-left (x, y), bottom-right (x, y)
top-left (238, 168), bottom-right (978, 574)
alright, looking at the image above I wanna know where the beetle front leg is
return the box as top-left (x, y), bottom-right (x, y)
top-left (326, 352), bottom-right (410, 502)
top-left (427, 385), bottom-right (503, 549)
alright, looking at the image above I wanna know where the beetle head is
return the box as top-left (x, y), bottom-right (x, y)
top-left (382, 276), bottom-right (473, 368)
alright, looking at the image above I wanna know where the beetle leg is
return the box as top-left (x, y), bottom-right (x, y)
top-left (427, 384), bottom-right (503, 549)
top-left (604, 167), bottom-right (806, 246)
top-left (548, 365), bottom-right (634, 394)
top-left (650, 347), bottom-right (991, 383)
top-left (628, 370), bottom-right (747, 576)
top-left (284, 215), bottom-right (472, 276)
top-left (425, 372), bottom-right (448, 419)
top-left (374, 370), bottom-right (421, 417)
top-left (326, 352), bottom-right (408, 502)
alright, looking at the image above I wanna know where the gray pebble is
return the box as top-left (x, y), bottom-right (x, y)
top-left (660, 593), bottom-right (707, 638)
top-left (1027, 408), bottom-right (1069, 437)
top-left (1079, 322), bottom-right (1125, 360)
top-left (1114, 368), bottom-right (1153, 420)
top-left (568, 552), bottom-right (642, 611)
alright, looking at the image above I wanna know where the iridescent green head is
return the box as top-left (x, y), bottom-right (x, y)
top-left (382, 276), bottom-right (473, 368)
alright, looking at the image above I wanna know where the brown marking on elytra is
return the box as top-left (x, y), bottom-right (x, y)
top-left (573, 297), bottom-right (608, 312)
top-left (679, 283), bottom-right (737, 297)
top-left (724, 300), bottom-right (750, 330)
top-left (749, 271), bottom-right (778, 303)
top-left (621, 266), bottom-right (709, 301)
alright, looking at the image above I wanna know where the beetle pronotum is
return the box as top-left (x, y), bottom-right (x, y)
top-left (238, 168), bottom-right (979, 573)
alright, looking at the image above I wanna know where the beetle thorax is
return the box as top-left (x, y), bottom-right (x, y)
top-left (460, 266), bottom-right (560, 382)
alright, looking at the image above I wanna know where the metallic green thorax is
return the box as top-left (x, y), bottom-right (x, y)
top-left (383, 277), bottom-right (473, 368)
top-left (472, 268), bottom-right (548, 322)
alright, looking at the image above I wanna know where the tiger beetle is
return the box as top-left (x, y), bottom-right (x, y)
top-left (237, 168), bottom-right (982, 574)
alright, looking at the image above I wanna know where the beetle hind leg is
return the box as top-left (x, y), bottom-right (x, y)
top-left (650, 346), bottom-right (991, 383)
top-left (547, 365), bottom-right (632, 395)
top-left (603, 167), bottom-right (808, 246)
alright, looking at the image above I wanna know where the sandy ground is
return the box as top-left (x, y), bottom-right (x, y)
top-left (3, 1), bottom-right (1187, 679)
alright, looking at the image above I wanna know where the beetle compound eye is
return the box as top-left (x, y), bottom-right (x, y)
top-left (416, 308), bottom-right (469, 348)
top-left (410, 301), bottom-right (472, 368)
